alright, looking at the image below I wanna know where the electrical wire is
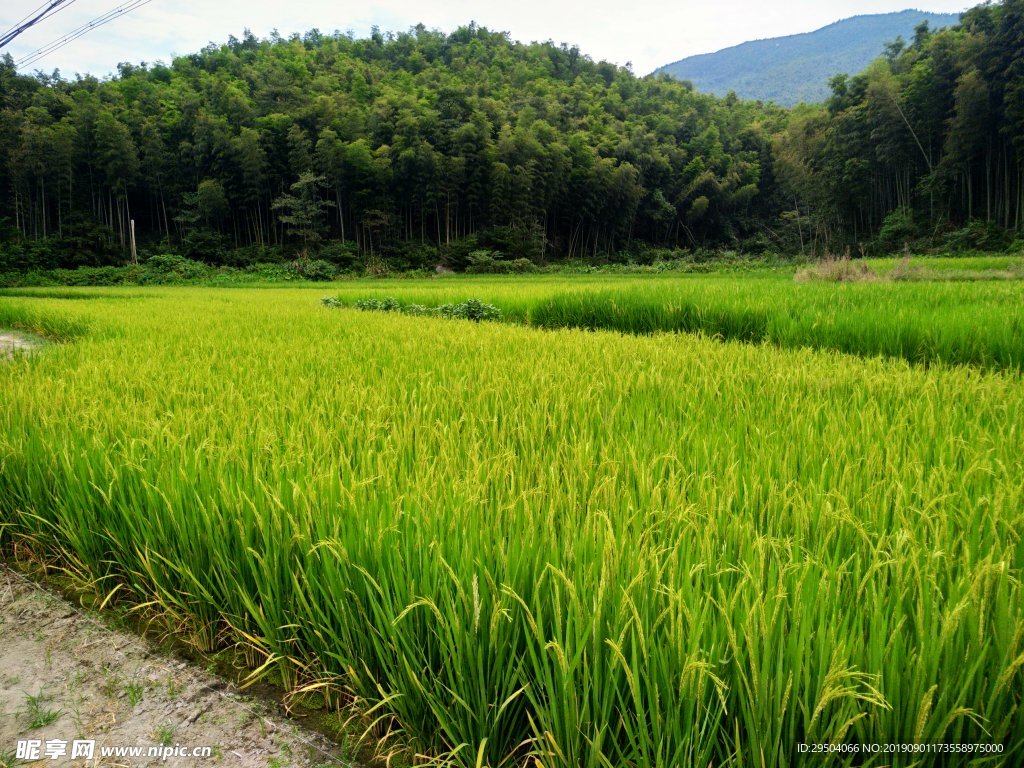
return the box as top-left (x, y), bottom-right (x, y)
top-left (1, 0), bottom-right (57, 38)
top-left (14, 0), bottom-right (152, 67)
top-left (14, 0), bottom-right (155, 69)
top-left (0, 0), bottom-right (80, 49)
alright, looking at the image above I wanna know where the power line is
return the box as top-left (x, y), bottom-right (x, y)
top-left (0, 0), bottom-right (71, 47)
top-left (14, 0), bottom-right (155, 70)
top-left (14, 0), bottom-right (151, 68)
top-left (2, 0), bottom-right (57, 39)
top-left (0, 0), bottom-right (80, 49)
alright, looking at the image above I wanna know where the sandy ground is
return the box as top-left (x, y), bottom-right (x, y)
top-left (0, 568), bottom-right (359, 767)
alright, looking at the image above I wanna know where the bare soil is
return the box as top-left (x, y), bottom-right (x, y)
top-left (0, 567), bottom-right (358, 767)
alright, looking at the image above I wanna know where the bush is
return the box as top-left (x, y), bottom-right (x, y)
top-left (877, 208), bottom-right (917, 251)
top-left (0, 239), bottom-right (57, 272)
top-left (354, 297), bottom-right (401, 312)
top-left (318, 241), bottom-right (360, 270)
top-left (299, 259), bottom-right (338, 281)
top-left (338, 296), bottom-right (503, 322)
top-left (218, 245), bottom-right (289, 268)
top-left (738, 232), bottom-right (775, 255)
top-left (54, 266), bottom-right (142, 286)
top-left (439, 236), bottom-right (481, 271)
top-left (474, 224), bottom-right (546, 262)
top-left (440, 232), bottom-right (541, 271)
top-left (244, 262), bottom-right (297, 281)
top-left (0, 218), bottom-right (121, 271)
top-left (942, 220), bottom-right (1012, 252)
top-left (377, 242), bottom-right (439, 272)
top-left (465, 250), bottom-right (538, 274)
top-left (437, 298), bottom-right (502, 322)
top-left (141, 254), bottom-right (210, 283)
top-left (615, 244), bottom-right (691, 265)
top-left (181, 229), bottom-right (229, 264)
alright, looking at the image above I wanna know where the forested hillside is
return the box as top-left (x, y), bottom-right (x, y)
top-left (775, 0), bottom-right (1024, 252)
top-left (0, 25), bottom-right (783, 272)
top-left (0, 2), bottom-right (1022, 276)
top-left (656, 10), bottom-right (959, 106)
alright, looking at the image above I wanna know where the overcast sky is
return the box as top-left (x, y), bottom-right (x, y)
top-left (1, 0), bottom-right (978, 79)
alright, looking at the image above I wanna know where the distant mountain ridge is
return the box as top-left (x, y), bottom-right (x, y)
top-left (655, 10), bottom-right (960, 105)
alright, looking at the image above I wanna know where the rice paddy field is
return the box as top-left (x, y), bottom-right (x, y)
top-left (325, 268), bottom-right (1024, 370)
top-left (1, 266), bottom-right (1024, 766)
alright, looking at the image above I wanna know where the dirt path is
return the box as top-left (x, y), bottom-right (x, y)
top-left (0, 568), bottom-right (358, 767)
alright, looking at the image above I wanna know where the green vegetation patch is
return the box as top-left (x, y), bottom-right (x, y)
top-left (328, 295), bottom-right (503, 322)
top-left (326, 268), bottom-right (1024, 371)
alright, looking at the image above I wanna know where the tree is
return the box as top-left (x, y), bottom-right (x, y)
top-left (271, 172), bottom-right (333, 251)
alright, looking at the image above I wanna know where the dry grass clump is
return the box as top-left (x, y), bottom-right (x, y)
top-left (890, 257), bottom-right (1024, 282)
top-left (794, 255), bottom-right (880, 283)
top-left (798, 254), bottom-right (1024, 284)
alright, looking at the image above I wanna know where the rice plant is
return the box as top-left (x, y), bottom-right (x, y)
top-left (320, 265), bottom-right (1024, 370)
top-left (1, 284), bottom-right (1022, 766)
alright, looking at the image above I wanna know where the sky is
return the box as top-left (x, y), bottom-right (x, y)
top-left (1, 0), bottom-right (978, 79)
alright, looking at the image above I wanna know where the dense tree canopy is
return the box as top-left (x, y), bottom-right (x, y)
top-left (0, 24), bottom-right (784, 270)
top-left (0, 3), bottom-right (1021, 273)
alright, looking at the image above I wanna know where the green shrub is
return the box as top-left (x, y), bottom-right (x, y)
top-left (54, 266), bottom-right (141, 286)
top-left (141, 254), bottom-right (210, 283)
top-left (437, 298), bottom-right (502, 321)
top-left (298, 259), bottom-right (338, 281)
top-left (465, 251), bottom-right (538, 274)
top-left (0, 266), bottom-right (143, 287)
top-left (353, 296), bottom-right (401, 312)
top-left (380, 242), bottom-right (440, 272)
top-left (180, 230), bottom-right (229, 264)
top-left (942, 220), bottom-right (1012, 252)
top-left (473, 224), bottom-right (546, 262)
top-left (877, 208), bottom-right (917, 250)
top-left (245, 262), bottom-right (298, 281)
top-left (219, 245), bottom-right (289, 268)
top-left (338, 296), bottom-right (503, 322)
top-left (318, 241), bottom-right (360, 269)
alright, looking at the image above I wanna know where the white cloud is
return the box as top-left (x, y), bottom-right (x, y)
top-left (1, 0), bottom-right (978, 78)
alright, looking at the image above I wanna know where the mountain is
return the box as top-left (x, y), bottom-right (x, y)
top-left (655, 10), bottom-right (960, 105)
